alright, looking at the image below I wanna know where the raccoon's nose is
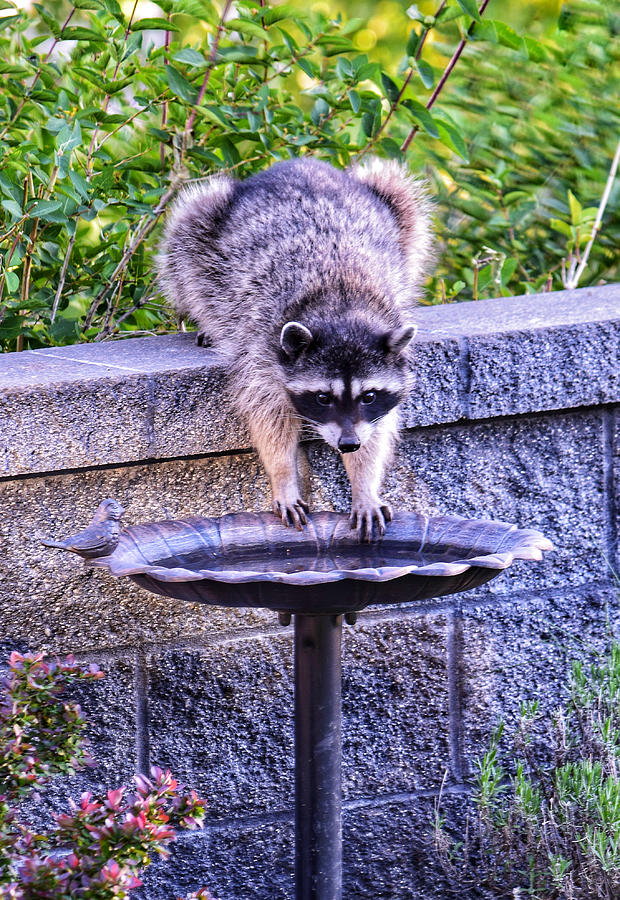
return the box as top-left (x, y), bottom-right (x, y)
top-left (338, 438), bottom-right (361, 454)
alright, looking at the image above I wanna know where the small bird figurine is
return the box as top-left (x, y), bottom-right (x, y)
top-left (42, 498), bottom-right (125, 559)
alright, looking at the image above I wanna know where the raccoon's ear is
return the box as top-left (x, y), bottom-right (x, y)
top-left (350, 158), bottom-right (435, 291)
top-left (385, 325), bottom-right (417, 356)
top-left (280, 321), bottom-right (313, 359)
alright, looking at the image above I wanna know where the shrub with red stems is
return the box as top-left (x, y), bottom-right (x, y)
top-left (0, 652), bottom-right (211, 899)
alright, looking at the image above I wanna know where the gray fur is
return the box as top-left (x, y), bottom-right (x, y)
top-left (157, 157), bottom-right (435, 539)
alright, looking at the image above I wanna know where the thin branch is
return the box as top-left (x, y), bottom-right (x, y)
top-left (160, 16), bottom-right (172, 168)
top-left (86, 0), bottom-right (140, 176)
top-left (185, 0), bottom-right (234, 137)
top-left (414, 0), bottom-right (448, 61)
top-left (95, 289), bottom-right (160, 340)
top-left (83, 186), bottom-right (178, 329)
top-left (50, 229), bottom-right (77, 324)
top-left (0, 6), bottom-right (76, 141)
top-left (563, 137), bottom-right (620, 290)
top-left (401, 0), bottom-right (491, 153)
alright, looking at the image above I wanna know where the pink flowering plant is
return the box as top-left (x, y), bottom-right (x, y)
top-left (0, 652), bottom-right (208, 899)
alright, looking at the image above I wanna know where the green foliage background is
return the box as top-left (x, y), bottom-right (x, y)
top-left (0, 0), bottom-right (617, 350)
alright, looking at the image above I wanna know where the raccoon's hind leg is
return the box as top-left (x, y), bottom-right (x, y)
top-left (341, 409), bottom-right (399, 542)
top-left (242, 389), bottom-right (309, 530)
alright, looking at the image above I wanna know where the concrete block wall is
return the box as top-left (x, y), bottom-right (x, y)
top-left (1, 284), bottom-right (618, 898)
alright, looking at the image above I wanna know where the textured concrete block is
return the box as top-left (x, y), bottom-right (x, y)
top-left (466, 320), bottom-right (619, 419)
top-left (0, 362), bottom-right (154, 477)
top-left (612, 407), bottom-right (619, 574)
top-left (418, 284), bottom-right (620, 419)
top-left (146, 614), bottom-right (450, 822)
top-left (342, 615), bottom-right (451, 796)
top-left (309, 410), bottom-right (606, 595)
top-left (137, 795), bottom-right (472, 900)
top-left (0, 335), bottom-right (242, 478)
top-left (460, 585), bottom-right (619, 773)
top-left (3, 285), bottom-right (617, 478)
top-left (0, 454), bottom-right (276, 654)
top-left (137, 824), bottom-right (293, 900)
top-left (147, 638), bottom-right (295, 819)
top-left (402, 332), bottom-right (464, 428)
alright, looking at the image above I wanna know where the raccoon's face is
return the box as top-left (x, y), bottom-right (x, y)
top-left (280, 320), bottom-right (415, 453)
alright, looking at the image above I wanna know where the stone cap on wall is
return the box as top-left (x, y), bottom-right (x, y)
top-left (1, 283), bottom-right (618, 479)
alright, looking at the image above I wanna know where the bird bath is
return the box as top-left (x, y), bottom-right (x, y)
top-left (44, 503), bottom-right (552, 900)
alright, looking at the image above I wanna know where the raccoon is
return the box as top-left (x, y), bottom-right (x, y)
top-left (157, 157), bottom-right (434, 540)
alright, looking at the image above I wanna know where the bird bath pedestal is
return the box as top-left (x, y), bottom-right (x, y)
top-left (44, 505), bottom-right (552, 900)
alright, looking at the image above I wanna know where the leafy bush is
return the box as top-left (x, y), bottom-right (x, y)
top-left (0, 651), bottom-right (208, 899)
top-left (0, 0), bottom-right (617, 351)
top-left (433, 643), bottom-right (620, 899)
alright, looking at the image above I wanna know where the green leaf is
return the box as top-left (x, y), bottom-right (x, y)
top-left (57, 119), bottom-right (82, 155)
top-left (415, 59), bottom-right (434, 89)
top-left (523, 36), bottom-right (546, 62)
top-left (297, 57), bottom-right (318, 79)
top-left (406, 28), bottom-right (419, 57)
top-left (101, 0), bottom-right (124, 20)
top-left (339, 17), bottom-right (365, 36)
top-left (348, 89), bottom-right (361, 114)
top-left (454, 0), bottom-right (481, 22)
top-left (4, 270), bottom-right (19, 294)
top-left (33, 4), bottom-right (61, 37)
top-left (493, 21), bottom-right (525, 53)
top-left (172, 48), bottom-right (207, 67)
top-left (311, 97), bottom-right (329, 126)
top-left (27, 200), bottom-right (63, 220)
top-left (261, 4), bottom-right (302, 26)
top-left (164, 65), bottom-right (197, 104)
top-left (61, 26), bottom-right (107, 42)
top-left (225, 17), bottom-right (269, 41)
top-left (196, 105), bottom-right (234, 128)
top-left (435, 120), bottom-right (468, 161)
top-left (500, 257), bottom-right (518, 285)
top-left (568, 190), bottom-right (582, 226)
top-left (361, 110), bottom-right (378, 138)
top-left (477, 264), bottom-right (493, 292)
top-left (216, 46), bottom-right (262, 64)
top-left (379, 137), bottom-right (403, 159)
top-left (402, 98), bottom-right (438, 138)
top-left (0, 175), bottom-right (22, 204)
top-left (436, 6), bottom-right (466, 22)
top-left (503, 191), bottom-right (530, 206)
top-left (381, 73), bottom-right (400, 104)
top-left (131, 17), bottom-right (180, 31)
top-left (336, 57), bottom-right (353, 80)
top-left (0, 11), bottom-right (20, 25)
top-left (2, 198), bottom-right (22, 219)
top-left (69, 169), bottom-right (91, 201)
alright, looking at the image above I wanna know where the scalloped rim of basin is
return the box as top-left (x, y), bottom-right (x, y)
top-left (89, 511), bottom-right (553, 588)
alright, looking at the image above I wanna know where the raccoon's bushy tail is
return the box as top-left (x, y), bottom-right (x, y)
top-left (350, 158), bottom-right (435, 295)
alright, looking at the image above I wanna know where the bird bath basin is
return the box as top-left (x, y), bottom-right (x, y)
top-left (44, 503), bottom-right (552, 899)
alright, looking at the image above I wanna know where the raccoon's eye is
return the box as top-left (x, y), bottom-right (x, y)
top-left (360, 390), bottom-right (376, 405)
top-left (316, 392), bottom-right (333, 406)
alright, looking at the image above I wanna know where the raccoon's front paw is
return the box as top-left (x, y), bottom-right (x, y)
top-left (349, 500), bottom-right (393, 543)
top-left (272, 493), bottom-right (310, 531)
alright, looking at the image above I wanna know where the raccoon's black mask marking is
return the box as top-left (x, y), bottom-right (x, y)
top-left (289, 387), bottom-right (402, 426)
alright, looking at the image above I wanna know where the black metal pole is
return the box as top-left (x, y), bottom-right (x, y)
top-left (294, 613), bottom-right (343, 900)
